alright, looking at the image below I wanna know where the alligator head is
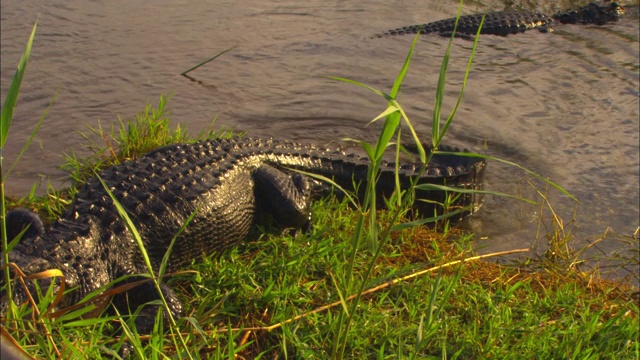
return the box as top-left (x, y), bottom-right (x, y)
top-left (554, 2), bottom-right (625, 25)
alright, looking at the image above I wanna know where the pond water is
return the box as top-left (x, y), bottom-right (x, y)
top-left (1, 0), bottom-right (638, 279)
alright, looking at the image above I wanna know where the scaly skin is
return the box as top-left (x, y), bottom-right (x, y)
top-left (376, 2), bottom-right (625, 38)
top-left (2, 136), bottom-right (485, 333)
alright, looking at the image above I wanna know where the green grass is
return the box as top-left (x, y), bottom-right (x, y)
top-left (2, 8), bottom-right (639, 360)
top-left (61, 93), bottom-right (236, 189)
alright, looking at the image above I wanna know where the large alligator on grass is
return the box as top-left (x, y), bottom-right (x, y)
top-left (376, 1), bottom-right (625, 38)
top-left (1, 136), bottom-right (485, 334)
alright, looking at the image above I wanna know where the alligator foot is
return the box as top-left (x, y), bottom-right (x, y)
top-left (113, 281), bottom-right (184, 357)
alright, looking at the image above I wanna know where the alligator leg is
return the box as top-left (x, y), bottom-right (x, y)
top-left (253, 165), bottom-right (312, 231)
top-left (113, 281), bottom-right (184, 356)
top-left (126, 283), bottom-right (183, 331)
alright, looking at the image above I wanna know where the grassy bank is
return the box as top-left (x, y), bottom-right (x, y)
top-left (3, 140), bottom-right (639, 358)
top-left (2, 16), bottom-right (638, 360)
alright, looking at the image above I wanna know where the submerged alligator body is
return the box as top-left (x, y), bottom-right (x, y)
top-left (376, 2), bottom-right (625, 38)
top-left (2, 136), bottom-right (485, 332)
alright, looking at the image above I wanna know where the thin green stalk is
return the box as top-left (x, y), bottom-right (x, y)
top-left (331, 1), bottom-right (485, 356)
top-left (1, 20), bottom-right (38, 321)
top-left (5, 93), bottom-right (56, 178)
top-left (96, 175), bottom-right (194, 358)
top-left (436, 14), bottom-right (484, 146)
top-left (0, 22), bottom-right (37, 148)
top-left (436, 151), bottom-right (579, 202)
top-left (180, 46), bottom-right (236, 76)
top-left (432, 2), bottom-right (464, 148)
top-left (334, 27), bottom-right (426, 360)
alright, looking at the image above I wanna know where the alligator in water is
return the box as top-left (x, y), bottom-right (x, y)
top-left (1, 136), bottom-right (485, 334)
top-left (376, 1), bottom-right (625, 38)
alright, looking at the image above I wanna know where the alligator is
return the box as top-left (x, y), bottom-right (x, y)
top-left (376, 1), bottom-right (625, 38)
top-left (1, 136), bottom-right (485, 335)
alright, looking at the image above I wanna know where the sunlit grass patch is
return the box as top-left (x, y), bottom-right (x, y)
top-left (61, 94), bottom-right (237, 188)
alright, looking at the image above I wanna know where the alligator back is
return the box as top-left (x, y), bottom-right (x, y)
top-left (64, 137), bottom-right (483, 269)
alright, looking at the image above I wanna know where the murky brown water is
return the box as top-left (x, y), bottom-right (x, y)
top-left (1, 1), bottom-right (638, 278)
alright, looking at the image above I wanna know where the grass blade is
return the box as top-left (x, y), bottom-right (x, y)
top-left (1, 21), bottom-right (38, 147)
top-left (436, 14), bottom-right (484, 145)
top-left (95, 174), bottom-right (193, 359)
top-left (414, 183), bottom-right (536, 204)
top-left (158, 207), bottom-right (199, 279)
top-left (437, 151), bottom-right (578, 202)
top-left (180, 46), bottom-right (236, 76)
top-left (5, 93), bottom-right (57, 178)
top-left (1, 20), bottom-right (39, 323)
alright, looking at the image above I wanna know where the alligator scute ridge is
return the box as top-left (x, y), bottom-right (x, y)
top-left (1, 136), bottom-right (485, 333)
top-left (376, 1), bottom-right (626, 38)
